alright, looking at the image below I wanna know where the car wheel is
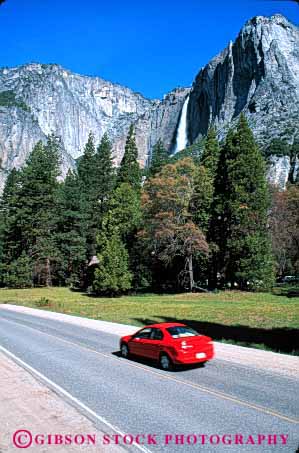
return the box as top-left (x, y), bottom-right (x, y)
top-left (159, 353), bottom-right (173, 371)
top-left (120, 343), bottom-right (129, 358)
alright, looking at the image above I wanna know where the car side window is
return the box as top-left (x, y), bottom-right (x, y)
top-left (150, 328), bottom-right (164, 340)
top-left (134, 328), bottom-right (152, 339)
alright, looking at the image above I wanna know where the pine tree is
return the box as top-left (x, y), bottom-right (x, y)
top-left (117, 124), bottom-right (141, 190)
top-left (16, 136), bottom-right (61, 286)
top-left (107, 183), bottom-right (142, 241)
top-left (93, 220), bottom-right (132, 295)
top-left (77, 132), bottom-right (96, 186)
top-left (0, 169), bottom-right (22, 259)
top-left (210, 115), bottom-right (274, 290)
top-left (4, 252), bottom-right (33, 289)
top-left (149, 139), bottom-right (169, 176)
top-left (189, 129), bottom-right (220, 286)
top-left (77, 132), bottom-right (116, 260)
top-left (190, 165), bottom-right (214, 233)
top-left (91, 182), bottom-right (141, 294)
top-left (0, 169), bottom-right (24, 285)
top-left (1, 139), bottom-right (61, 288)
top-left (200, 128), bottom-right (220, 179)
top-left (190, 129), bottom-right (220, 232)
top-left (94, 132), bottom-right (116, 219)
top-left (57, 170), bottom-right (87, 287)
top-left (77, 133), bottom-right (98, 258)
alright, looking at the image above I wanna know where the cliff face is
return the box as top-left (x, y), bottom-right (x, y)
top-left (189, 14), bottom-right (299, 142)
top-left (1, 14), bottom-right (299, 190)
top-left (0, 64), bottom-right (188, 190)
top-left (187, 14), bottom-right (299, 186)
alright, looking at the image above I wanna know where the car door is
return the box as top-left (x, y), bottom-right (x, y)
top-left (128, 328), bottom-right (152, 357)
top-left (144, 328), bottom-right (164, 359)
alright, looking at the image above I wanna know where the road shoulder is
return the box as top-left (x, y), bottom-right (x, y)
top-left (0, 350), bottom-right (125, 452)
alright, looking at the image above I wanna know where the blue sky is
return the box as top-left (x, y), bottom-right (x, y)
top-left (0, 0), bottom-right (298, 98)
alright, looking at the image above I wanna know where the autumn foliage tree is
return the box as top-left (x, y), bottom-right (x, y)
top-left (140, 158), bottom-right (209, 291)
top-left (269, 185), bottom-right (299, 276)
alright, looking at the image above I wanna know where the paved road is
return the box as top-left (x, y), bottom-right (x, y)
top-left (0, 308), bottom-right (298, 453)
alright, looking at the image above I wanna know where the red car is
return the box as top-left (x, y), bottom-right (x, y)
top-left (120, 322), bottom-right (214, 370)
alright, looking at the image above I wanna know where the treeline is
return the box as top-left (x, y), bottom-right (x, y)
top-left (0, 116), bottom-right (298, 294)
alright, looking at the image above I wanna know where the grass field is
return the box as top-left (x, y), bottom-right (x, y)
top-left (0, 287), bottom-right (298, 354)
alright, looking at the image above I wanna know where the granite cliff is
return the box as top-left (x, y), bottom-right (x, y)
top-left (0, 14), bottom-right (298, 190)
top-left (187, 14), bottom-right (299, 185)
top-left (0, 63), bottom-right (188, 190)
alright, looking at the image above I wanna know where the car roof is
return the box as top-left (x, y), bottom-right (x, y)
top-left (143, 322), bottom-right (186, 329)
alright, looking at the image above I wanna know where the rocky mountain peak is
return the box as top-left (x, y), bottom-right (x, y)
top-left (188, 14), bottom-right (299, 145)
top-left (0, 14), bottom-right (298, 191)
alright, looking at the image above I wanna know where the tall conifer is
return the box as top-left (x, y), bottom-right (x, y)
top-left (94, 132), bottom-right (115, 215)
top-left (117, 125), bottom-right (141, 190)
top-left (57, 170), bottom-right (87, 286)
top-left (210, 115), bottom-right (274, 290)
top-left (149, 139), bottom-right (169, 176)
top-left (200, 128), bottom-right (220, 179)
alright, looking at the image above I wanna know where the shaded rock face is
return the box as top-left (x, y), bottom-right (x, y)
top-left (188, 14), bottom-right (299, 149)
top-left (0, 63), bottom-right (188, 188)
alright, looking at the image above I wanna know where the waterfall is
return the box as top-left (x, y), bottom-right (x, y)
top-left (173, 95), bottom-right (189, 154)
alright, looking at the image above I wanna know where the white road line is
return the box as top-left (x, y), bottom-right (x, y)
top-left (0, 344), bottom-right (153, 453)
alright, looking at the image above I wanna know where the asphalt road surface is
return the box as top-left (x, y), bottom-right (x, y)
top-left (0, 308), bottom-right (298, 453)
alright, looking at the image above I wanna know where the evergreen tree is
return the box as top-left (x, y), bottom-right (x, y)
top-left (0, 169), bottom-right (24, 285)
top-left (15, 136), bottom-right (61, 286)
top-left (191, 129), bottom-right (220, 234)
top-left (190, 165), bottom-right (214, 233)
top-left (189, 129), bottom-right (220, 286)
top-left (94, 132), bottom-right (116, 219)
top-left (107, 183), bottom-right (142, 241)
top-left (149, 139), bottom-right (169, 176)
top-left (77, 132), bottom-right (96, 186)
top-left (56, 170), bottom-right (87, 287)
top-left (210, 115), bottom-right (274, 290)
top-left (200, 128), bottom-right (220, 179)
top-left (0, 169), bottom-right (22, 260)
top-left (1, 139), bottom-right (61, 287)
top-left (77, 133), bottom-right (98, 258)
top-left (91, 182), bottom-right (141, 294)
top-left (93, 219), bottom-right (132, 295)
top-left (117, 124), bottom-right (141, 190)
top-left (77, 132), bottom-right (116, 260)
top-left (4, 252), bottom-right (33, 288)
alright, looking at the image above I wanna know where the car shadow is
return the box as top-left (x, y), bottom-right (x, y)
top-left (131, 317), bottom-right (299, 355)
top-left (111, 351), bottom-right (206, 372)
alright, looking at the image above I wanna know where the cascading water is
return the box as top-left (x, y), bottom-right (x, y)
top-left (173, 95), bottom-right (189, 154)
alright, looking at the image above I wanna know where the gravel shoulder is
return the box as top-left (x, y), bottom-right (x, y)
top-left (1, 304), bottom-right (298, 379)
top-left (0, 351), bottom-right (129, 453)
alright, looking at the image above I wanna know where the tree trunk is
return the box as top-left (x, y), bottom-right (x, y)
top-left (187, 254), bottom-right (194, 292)
top-left (208, 252), bottom-right (218, 290)
top-left (45, 257), bottom-right (52, 287)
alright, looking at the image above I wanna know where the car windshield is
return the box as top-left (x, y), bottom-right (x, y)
top-left (167, 326), bottom-right (200, 338)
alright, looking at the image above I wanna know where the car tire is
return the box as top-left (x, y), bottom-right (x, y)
top-left (120, 343), bottom-right (130, 358)
top-left (159, 353), bottom-right (173, 371)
